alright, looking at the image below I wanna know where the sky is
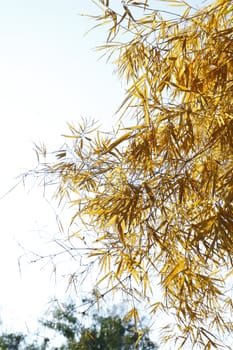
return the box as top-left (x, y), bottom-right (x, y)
top-left (0, 0), bottom-right (220, 347)
top-left (0, 0), bottom-right (125, 335)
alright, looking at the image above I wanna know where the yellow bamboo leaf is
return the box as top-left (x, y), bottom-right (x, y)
top-left (115, 259), bottom-right (124, 278)
top-left (106, 214), bottom-right (118, 226)
top-left (117, 223), bottom-right (125, 245)
top-left (94, 234), bottom-right (110, 242)
top-left (168, 81), bottom-right (191, 92)
top-left (97, 271), bottom-right (112, 285)
top-left (124, 307), bottom-right (139, 323)
top-left (143, 271), bottom-right (149, 296)
top-left (162, 259), bottom-right (186, 288)
top-left (121, 125), bottom-right (147, 130)
top-left (88, 250), bottom-right (106, 257)
top-left (225, 268), bottom-right (233, 280)
top-left (105, 132), bottom-right (132, 153)
top-left (150, 302), bottom-right (161, 314)
top-left (182, 6), bottom-right (191, 18)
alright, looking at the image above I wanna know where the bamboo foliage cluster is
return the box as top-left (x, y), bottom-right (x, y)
top-left (36, 0), bottom-right (233, 348)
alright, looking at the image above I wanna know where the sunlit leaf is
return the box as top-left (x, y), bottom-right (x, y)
top-left (32, 0), bottom-right (233, 348)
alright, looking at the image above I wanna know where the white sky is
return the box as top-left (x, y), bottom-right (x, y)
top-left (0, 0), bottom-right (124, 334)
top-left (0, 0), bottom-right (222, 348)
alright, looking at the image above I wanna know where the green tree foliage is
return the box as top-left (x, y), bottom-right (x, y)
top-left (0, 302), bottom-right (157, 349)
top-left (0, 332), bottom-right (46, 350)
top-left (42, 302), bottom-right (79, 348)
top-left (41, 302), bottom-right (158, 350)
top-left (76, 315), bottom-right (157, 350)
top-left (0, 332), bottom-right (25, 350)
top-left (33, 0), bottom-right (233, 348)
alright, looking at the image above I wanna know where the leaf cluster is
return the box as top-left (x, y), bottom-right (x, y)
top-left (34, 0), bottom-right (233, 348)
